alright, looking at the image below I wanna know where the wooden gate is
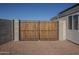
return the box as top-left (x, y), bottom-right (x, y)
top-left (19, 21), bottom-right (58, 41)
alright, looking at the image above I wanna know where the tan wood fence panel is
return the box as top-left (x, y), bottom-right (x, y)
top-left (40, 22), bottom-right (49, 30)
top-left (20, 21), bottom-right (58, 41)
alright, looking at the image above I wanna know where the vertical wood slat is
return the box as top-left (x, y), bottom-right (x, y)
top-left (20, 21), bottom-right (58, 41)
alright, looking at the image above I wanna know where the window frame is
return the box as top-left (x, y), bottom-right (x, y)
top-left (73, 14), bottom-right (78, 30)
top-left (68, 14), bottom-right (79, 30)
top-left (68, 15), bottom-right (73, 30)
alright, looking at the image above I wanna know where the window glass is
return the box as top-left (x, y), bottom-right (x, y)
top-left (73, 15), bottom-right (78, 30)
top-left (68, 16), bottom-right (72, 29)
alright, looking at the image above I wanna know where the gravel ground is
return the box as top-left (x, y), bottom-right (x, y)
top-left (0, 40), bottom-right (79, 55)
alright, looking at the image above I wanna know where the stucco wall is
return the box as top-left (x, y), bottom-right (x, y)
top-left (0, 19), bottom-right (13, 44)
top-left (59, 17), bottom-right (67, 41)
top-left (66, 12), bottom-right (79, 44)
top-left (14, 20), bottom-right (19, 41)
top-left (59, 12), bottom-right (79, 44)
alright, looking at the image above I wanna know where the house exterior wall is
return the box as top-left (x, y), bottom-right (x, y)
top-left (58, 17), bottom-right (67, 41)
top-left (59, 11), bottom-right (79, 44)
top-left (66, 12), bottom-right (79, 44)
top-left (0, 19), bottom-right (13, 44)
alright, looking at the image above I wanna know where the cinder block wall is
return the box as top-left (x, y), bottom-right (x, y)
top-left (0, 19), bottom-right (13, 44)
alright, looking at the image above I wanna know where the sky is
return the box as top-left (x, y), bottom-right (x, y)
top-left (0, 3), bottom-right (75, 20)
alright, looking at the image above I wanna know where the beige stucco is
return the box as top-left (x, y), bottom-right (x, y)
top-left (14, 20), bottom-right (19, 41)
top-left (66, 12), bottom-right (79, 44)
top-left (59, 12), bottom-right (79, 44)
top-left (59, 17), bottom-right (67, 41)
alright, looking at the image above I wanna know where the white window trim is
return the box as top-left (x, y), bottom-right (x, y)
top-left (67, 12), bottom-right (79, 31)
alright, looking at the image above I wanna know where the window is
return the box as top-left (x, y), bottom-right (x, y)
top-left (73, 15), bottom-right (78, 30)
top-left (68, 16), bottom-right (72, 29)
